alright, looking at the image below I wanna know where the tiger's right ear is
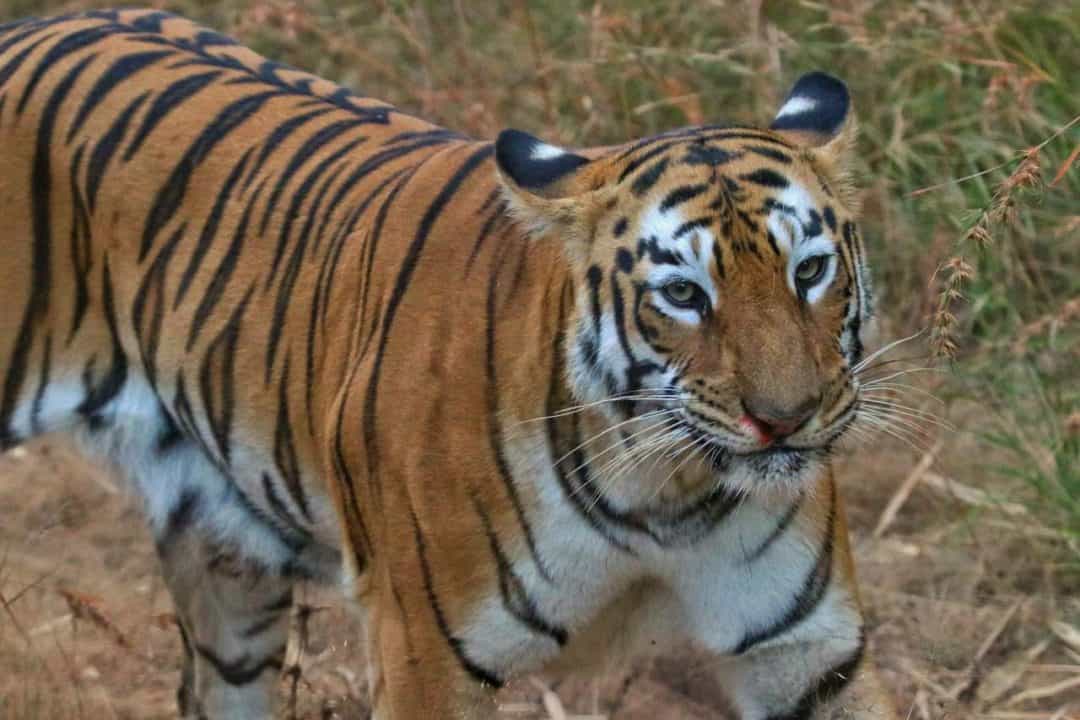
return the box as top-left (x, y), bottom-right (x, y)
top-left (494, 129), bottom-right (608, 243)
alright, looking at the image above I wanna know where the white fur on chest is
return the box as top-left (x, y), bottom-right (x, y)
top-left (459, 427), bottom-right (851, 676)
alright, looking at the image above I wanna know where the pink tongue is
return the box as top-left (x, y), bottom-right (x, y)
top-left (740, 415), bottom-right (773, 446)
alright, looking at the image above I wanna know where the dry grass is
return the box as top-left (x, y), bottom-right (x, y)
top-left (0, 0), bottom-right (1078, 718)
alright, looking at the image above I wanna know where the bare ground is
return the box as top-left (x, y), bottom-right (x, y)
top-left (1, 427), bottom-right (1077, 719)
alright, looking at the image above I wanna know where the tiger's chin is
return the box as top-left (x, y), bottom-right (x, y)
top-left (711, 445), bottom-right (831, 497)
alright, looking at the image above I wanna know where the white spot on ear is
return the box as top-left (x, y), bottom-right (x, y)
top-left (530, 142), bottom-right (567, 160)
top-left (774, 96), bottom-right (817, 120)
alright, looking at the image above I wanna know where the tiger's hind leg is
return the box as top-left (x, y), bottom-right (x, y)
top-left (156, 502), bottom-right (294, 720)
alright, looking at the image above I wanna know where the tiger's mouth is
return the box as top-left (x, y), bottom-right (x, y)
top-left (676, 415), bottom-right (832, 485)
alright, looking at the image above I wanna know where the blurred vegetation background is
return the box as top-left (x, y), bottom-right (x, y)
top-left (2, 0), bottom-right (1075, 575)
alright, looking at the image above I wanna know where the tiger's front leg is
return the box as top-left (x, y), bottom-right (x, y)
top-left (713, 629), bottom-right (895, 720)
top-left (158, 524), bottom-right (295, 720)
top-left (669, 483), bottom-right (898, 720)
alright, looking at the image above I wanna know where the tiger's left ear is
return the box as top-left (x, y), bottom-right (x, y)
top-left (770, 72), bottom-right (858, 204)
top-left (494, 129), bottom-right (610, 250)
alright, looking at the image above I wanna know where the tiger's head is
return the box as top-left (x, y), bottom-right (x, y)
top-left (495, 73), bottom-right (872, 495)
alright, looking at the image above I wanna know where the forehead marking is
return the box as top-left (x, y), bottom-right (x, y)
top-left (764, 181), bottom-right (825, 254)
top-left (660, 183), bottom-right (708, 212)
top-left (632, 158), bottom-right (669, 196)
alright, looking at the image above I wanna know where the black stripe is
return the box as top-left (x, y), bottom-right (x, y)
top-left (823, 206), bottom-right (837, 234)
top-left (86, 90), bottom-right (150, 211)
top-left (745, 145), bottom-right (793, 163)
top-left (78, 258), bottom-right (128, 420)
top-left (187, 176), bottom-right (264, 351)
top-left (1, 53), bottom-right (95, 442)
top-left (616, 138), bottom-right (684, 179)
top-left (196, 286), bottom-right (253, 464)
top-left (465, 199), bottom-right (508, 276)
top-left (734, 485), bottom-right (836, 654)
top-left (132, 223), bottom-right (187, 387)
top-left (243, 107), bottom-right (333, 189)
top-left (261, 591), bottom-right (293, 614)
top-left (744, 494), bottom-right (803, 562)
top-left (261, 472), bottom-right (313, 542)
top-left (683, 143), bottom-right (740, 166)
top-left (660, 183), bottom-right (708, 211)
top-left (765, 638), bottom-right (865, 720)
top-left (325, 175), bottom-right (415, 567)
top-left (258, 118), bottom-right (368, 249)
top-left (66, 49), bottom-right (172, 142)
top-left (176, 147), bottom-right (254, 322)
top-left (544, 295), bottom-right (636, 554)
top-left (17, 25), bottom-right (115, 114)
top-left (701, 129), bottom-right (793, 147)
top-left (740, 168), bottom-right (789, 189)
top-left (712, 241), bottom-right (725, 279)
top-left (409, 508), bottom-right (504, 688)
top-left (842, 221), bottom-right (864, 363)
top-left (318, 168), bottom-right (408, 338)
top-left (67, 144), bottom-right (92, 342)
top-left (0, 32), bottom-right (57, 91)
top-left (263, 137), bottom-right (366, 380)
top-left (160, 489), bottom-right (201, 546)
top-left (673, 217), bottom-right (712, 240)
top-left (485, 240), bottom-right (553, 583)
top-left (124, 70), bottom-right (222, 161)
top-left (194, 644), bottom-right (284, 686)
top-left (300, 161), bottom-right (349, 257)
top-left (468, 491), bottom-right (566, 644)
top-left (320, 135), bottom-right (455, 232)
top-left (29, 334), bottom-right (52, 434)
top-left (610, 270), bottom-right (652, 390)
top-left (585, 264), bottom-right (604, 348)
top-left (241, 610), bottom-right (284, 640)
top-left (156, 407), bottom-right (184, 453)
top-left (362, 145), bottom-right (492, 490)
top-left (766, 229), bottom-right (781, 256)
top-left (171, 374), bottom-right (201, 447)
top-left (631, 157), bottom-right (669, 196)
top-left (300, 166), bottom-right (362, 431)
top-left (273, 355), bottom-right (312, 521)
top-left (140, 90), bottom-right (279, 260)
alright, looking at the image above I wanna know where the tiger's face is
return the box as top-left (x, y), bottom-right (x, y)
top-left (497, 73), bottom-right (871, 495)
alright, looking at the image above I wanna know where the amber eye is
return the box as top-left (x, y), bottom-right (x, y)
top-left (662, 280), bottom-right (706, 310)
top-left (795, 256), bottom-right (828, 287)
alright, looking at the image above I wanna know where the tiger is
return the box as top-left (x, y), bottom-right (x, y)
top-left (0, 7), bottom-right (899, 720)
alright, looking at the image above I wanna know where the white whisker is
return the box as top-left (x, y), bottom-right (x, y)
top-left (552, 409), bottom-right (680, 468)
top-left (852, 328), bottom-right (926, 373)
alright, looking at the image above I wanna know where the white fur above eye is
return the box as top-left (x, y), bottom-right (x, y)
top-left (530, 142), bottom-right (568, 160)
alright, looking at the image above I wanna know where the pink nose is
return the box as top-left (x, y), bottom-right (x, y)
top-left (742, 397), bottom-right (819, 442)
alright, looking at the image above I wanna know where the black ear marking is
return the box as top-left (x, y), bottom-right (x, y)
top-left (495, 129), bottom-right (589, 190)
top-left (769, 72), bottom-right (850, 138)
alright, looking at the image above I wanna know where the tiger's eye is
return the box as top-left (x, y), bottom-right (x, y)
top-left (662, 280), bottom-right (704, 309)
top-left (795, 256), bottom-right (827, 285)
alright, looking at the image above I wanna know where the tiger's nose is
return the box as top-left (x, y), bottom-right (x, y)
top-left (741, 395), bottom-right (820, 441)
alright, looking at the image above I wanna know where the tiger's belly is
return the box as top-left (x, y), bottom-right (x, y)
top-left (57, 372), bottom-right (345, 583)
